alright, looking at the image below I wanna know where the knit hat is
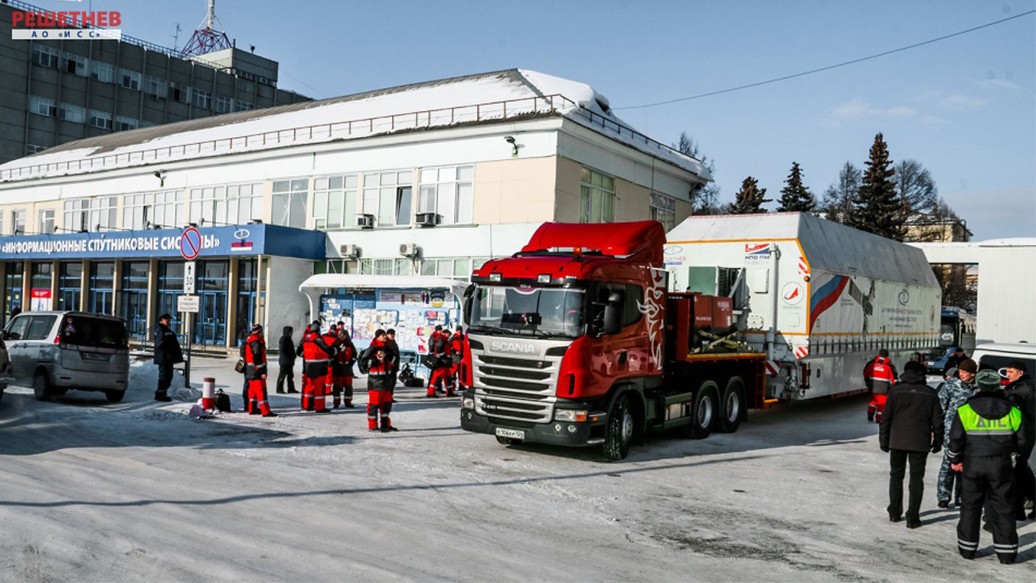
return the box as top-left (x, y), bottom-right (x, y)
top-left (975, 369), bottom-right (1002, 392)
top-left (958, 359), bottom-right (977, 374)
top-left (879, 349), bottom-right (889, 357)
top-left (1006, 360), bottom-right (1027, 373)
top-left (904, 360), bottom-right (925, 374)
top-left (251, 323), bottom-right (263, 334)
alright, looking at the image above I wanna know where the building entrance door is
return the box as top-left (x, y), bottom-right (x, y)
top-left (194, 291), bottom-right (226, 346)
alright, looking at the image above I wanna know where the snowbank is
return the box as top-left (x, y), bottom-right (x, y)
top-left (128, 357), bottom-right (186, 393)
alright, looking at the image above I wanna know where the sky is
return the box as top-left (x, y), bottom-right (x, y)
top-left (72, 0), bottom-right (1036, 241)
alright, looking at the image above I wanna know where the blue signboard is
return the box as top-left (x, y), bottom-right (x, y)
top-left (0, 224), bottom-right (326, 260)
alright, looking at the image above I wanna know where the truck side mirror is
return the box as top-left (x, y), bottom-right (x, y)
top-left (462, 284), bottom-right (476, 324)
top-left (603, 292), bottom-right (622, 335)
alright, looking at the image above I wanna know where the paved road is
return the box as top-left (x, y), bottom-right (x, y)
top-left (0, 359), bottom-right (1032, 582)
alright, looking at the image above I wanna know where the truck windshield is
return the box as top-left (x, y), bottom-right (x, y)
top-left (469, 285), bottom-right (584, 338)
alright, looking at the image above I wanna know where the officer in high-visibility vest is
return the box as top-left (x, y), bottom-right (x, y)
top-left (948, 369), bottom-right (1029, 565)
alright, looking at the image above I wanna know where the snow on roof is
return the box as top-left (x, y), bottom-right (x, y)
top-left (666, 212), bottom-right (940, 288)
top-left (0, 69), bottom-right (707, 183)
top-left (299, 274), bottom-right (468, 296)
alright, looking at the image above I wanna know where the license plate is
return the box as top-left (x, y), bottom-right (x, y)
top-left (495, 427), bottom-right (525, 440)
top-left (81, 352), bottom-right (110, 362)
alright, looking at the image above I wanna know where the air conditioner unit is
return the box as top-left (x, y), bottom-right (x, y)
top-left (357, 214), bottom-right (374, 229)
top-left (416, 212), bottom-right (441, 227)
top-left (399, 242), bottom-right (420, 258)
top-left (339, 244), bottom-right (360, 259)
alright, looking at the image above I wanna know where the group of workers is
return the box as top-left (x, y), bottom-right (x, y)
top-left (426, 326), bottom-right (464, 398)
top-left (873, 347), bottom-right (1034, 565)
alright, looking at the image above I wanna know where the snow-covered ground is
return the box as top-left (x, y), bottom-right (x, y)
top-left (0, 357), bottom-right (1032, 581)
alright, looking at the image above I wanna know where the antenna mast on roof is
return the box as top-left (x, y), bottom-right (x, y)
top-left (180, 0), bottom-right (232, 57)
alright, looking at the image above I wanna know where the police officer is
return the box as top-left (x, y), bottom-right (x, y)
top-left (153, 314), bottom-right (183, 402)
top-left (865, 349), bottom-right (897, 422)
top-left (1002, 361), bottom-right (1035, 520)
top-left (936, 358), bottom-right (977, 508)
top-left (949, 369), bottom-right (1028, 564)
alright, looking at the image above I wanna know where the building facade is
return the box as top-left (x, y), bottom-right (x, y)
top-left (0, 0), bottom-right (308, 165)
top-left (0, 69), bottom-right (709, 351)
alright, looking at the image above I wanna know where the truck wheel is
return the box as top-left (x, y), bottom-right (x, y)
top-left (105, 390), bottom-right (125, 403)
top-left (33, 373), bottom-right (51, 402)
top-left (718, 378), bottom-right (746, 433)
top-left (602, 393), bottom-right (634, 461)
top-left (686, 381), bottom-right (718, 439)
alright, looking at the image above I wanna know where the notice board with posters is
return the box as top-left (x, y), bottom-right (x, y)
top-left (319, 288), bottom-right (458, 359)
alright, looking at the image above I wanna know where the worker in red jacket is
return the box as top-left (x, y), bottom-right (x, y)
top-left (427, 326), bottom-right (452, 397)
top-left (361, 329), bottom-right (397, 432)
top-left (296, 321), bottom-right (320, 409)
top-left (333, 328), bottom-right (357, 408)
top-left (320, 325), bottom-right (342, 409)
top-left (865, 349), bottom-right (898, 423)
top-left (301, 322), bottom-right (335, 413)
top-left (243, 323), bottom-right (276, 417)
top-left (448, 327), bottom-right (464, 397)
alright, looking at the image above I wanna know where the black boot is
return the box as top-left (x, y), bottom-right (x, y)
top-left (154, 392), bottom-right (172, 402)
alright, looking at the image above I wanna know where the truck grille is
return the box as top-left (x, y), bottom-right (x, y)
top-left (471, 349), bottom-right (562, 425)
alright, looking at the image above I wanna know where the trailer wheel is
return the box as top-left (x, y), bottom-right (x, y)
top-left (602, 393), bottom-right (634, 461)
top-left (718, 377), bottom-right (746, 433)
top-left (685, 381), bottom-right (718, 439)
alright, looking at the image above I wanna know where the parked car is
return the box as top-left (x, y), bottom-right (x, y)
top-left (0, 332), bottom-right (10, 403)
top-left (971, 342), bottom-right (1036, 383)
top-left (2, 311), bottom-right (129, 402)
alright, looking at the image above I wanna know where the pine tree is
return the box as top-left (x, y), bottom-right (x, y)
top-left (728, 176), bottom-right (770, 214)
top-left (776, 162), bottom-right (816, 213)
top-left (848, 133), bottom-right (902, 240)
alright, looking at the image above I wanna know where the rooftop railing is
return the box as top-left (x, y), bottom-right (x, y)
top-left (0, 92), bottom-right (699, 182)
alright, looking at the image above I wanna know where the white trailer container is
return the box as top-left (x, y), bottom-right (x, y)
top-left (664, 213), bottom-right (941, 400)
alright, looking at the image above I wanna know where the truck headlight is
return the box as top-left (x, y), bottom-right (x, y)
top-left (462, 397), bottom-right (475, 410)
top-left (554, 409), bottom-right (587, 422)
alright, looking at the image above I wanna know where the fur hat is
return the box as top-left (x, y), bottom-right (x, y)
top-left (975, 369), bottom-right (1002, 392)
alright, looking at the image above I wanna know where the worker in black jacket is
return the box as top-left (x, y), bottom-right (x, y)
top-left (153, 314), bottom-right (183, 402)
top-left (1002, 361), bottom-right (1035, 520)
top-left (879, 360), bottom-right (944, 529)
top-left (276, 326), bottom-right (298, 394)
top-left (949, 369), bottom-right (1028, 564)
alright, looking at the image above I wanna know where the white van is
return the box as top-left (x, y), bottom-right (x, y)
top-left (3, 312), bottom-right (130, 402)
top-left (971, 343), bottom-right (1036, 378)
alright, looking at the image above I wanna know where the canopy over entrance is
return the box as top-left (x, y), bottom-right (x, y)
top-left (297, 274), bottom-right (469, 323)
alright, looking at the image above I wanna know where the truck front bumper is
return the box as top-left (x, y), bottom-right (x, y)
top-left (459, 405), bottom-right (607, 447)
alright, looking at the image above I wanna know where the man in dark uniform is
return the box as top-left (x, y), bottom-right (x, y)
top-left (879, 360), bottom-right (943, 529)
top-left (949, 369), bottom-right (1027, 564)
top-left (1002, 361), bottom-right (1035, 520)
top-left (276, 326), bottom-right (298, 394)
top-left (945, 346), bottom-right (968, 371)
top-left (153, 314), bottom-right (183, 402)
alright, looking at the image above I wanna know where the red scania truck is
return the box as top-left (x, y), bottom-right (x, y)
top-left (459, 221), bottom-right (766, 460)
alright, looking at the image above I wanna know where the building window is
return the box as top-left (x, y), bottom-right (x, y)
top-left (420, 257), bottom-right (486, 281)
top-left (359, 258), bottom-right (413, 276)
top-left (312, 174), bottom-right (359, 229)
top-left (119, 261), bottom-right (149, 339)
top-left (650, 193), bottom-right (676, 231)
top-left (11, 210), bottom-right (26, 235)
top-left (31, 45), bottom-right (59, 68)
top-left (115, 115), bottom-right (138, 131)
top-left (214, 95), bottom-right (233, 113)
top-left (117, 68), bottom-right (141, 91)
top-left (58, 262), bottom-right (82, 311)
top-left (235, 100), bottom-right (254, 112)
top-left (418, 165), bottom-right (473, 225)
top-left (30, 96), bottom-right (57, 117)
top-left (123, 190), bottom-right (184, 230)
top-left (58, 103), bottom-right (86, 124)
top-left (362, 170), bottom-right (413, 227)
top-left (144, 75), bottom-right (165, 97)
top-left (90, 61), bottom-right (114, 83)
top-left (189, 183), bottom-right (262, 226)
top-left (88, 261), bottom-right (115, 315)
top-left (191, 88), bottom-right (212, 109)
top-left (38, 209), bottom-right (55, 235)
top-left (579, 167), bottom-right (615, 223)
top-left (64, 197), bottom-right (116, 232)
top-left (60, 51), bottom-right (89, 76)
top-left (272, 179), bottom-right (309, 228)
top-left (88, 109), bottom-right (113, 130)
top-left (168, 82), bottom-right (188, 103)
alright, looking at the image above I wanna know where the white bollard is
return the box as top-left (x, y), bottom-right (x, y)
top-left (202, 377), bottom-right (215, 410)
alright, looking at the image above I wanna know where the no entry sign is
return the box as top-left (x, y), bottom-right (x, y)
top-left (180, 227), bottom-right (202, 260)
